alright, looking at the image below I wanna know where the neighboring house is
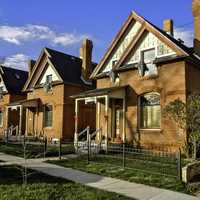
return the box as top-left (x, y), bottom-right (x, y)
top-left (0, 66), bottom-right (28, 138)
top-left (72, 1), bottom-right (200, 151)
top-left (21, 39), bottom-right (96, 141)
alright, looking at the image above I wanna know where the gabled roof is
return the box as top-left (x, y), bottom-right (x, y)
top-left (24, 47), bottom-right (97, 91)
top-left (90, 11), bottom-right (196, 79)
top-left (0, 66), bottom-right (28, 94)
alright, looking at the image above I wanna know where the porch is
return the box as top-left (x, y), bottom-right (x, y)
top-left (6, 98), bottom-right (40, 139)
top-left (72, 86), bottom-right (128, 149)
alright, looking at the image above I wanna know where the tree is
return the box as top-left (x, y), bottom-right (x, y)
top-left (164, 95), bottom-right (200, 159)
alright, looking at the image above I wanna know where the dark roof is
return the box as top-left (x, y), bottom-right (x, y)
top-left (0, 66), bottom-right (28, 94)
top-left (71, 85), bottom-right (127, 98)
top-left (141, 14), bottom-right (199, 60)
top-left (45, 47), bottom-right (97, 86)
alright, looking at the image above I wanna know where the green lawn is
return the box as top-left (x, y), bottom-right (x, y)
top-left (48, 156), bottom-right (187, 193)
top-left (0, 141), bottom-right (75, 158)
top-left (0, 165), bottom-right (134, 200)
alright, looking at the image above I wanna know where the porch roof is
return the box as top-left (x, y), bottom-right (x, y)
top-left (8, 98), bottom-right (41, 108)
top-left (22, 98), bottom-right (40, 108)
top-left (71, 85), bottom-right (128, 99)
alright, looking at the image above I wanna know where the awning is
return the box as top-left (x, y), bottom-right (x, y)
top-left (22, 98), bottom-right (40, 108)
top-left (71, 85), bottom-right (128, 99)
top-left (8, 98), bottom-right (40, 108)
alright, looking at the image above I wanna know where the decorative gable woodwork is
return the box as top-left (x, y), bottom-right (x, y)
top-left (102, 21), bottom-right (142, 73)
top-left (124, 32), bottom-right (176, 66)
top-left (0, 78), bottom-right (7, 93)
top-left (39, 64), bottom-right (60, 85)
top-left (91, 11), bottom-right (189, 79)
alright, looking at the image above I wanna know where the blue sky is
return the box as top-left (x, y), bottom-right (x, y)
top-left (0, 0), bottom-right (194, 70)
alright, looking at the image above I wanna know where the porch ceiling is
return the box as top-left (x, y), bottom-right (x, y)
top-left (71, 85), bottom-right (128, 100)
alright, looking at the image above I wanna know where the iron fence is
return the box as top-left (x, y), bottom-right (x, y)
top-left (0, 137), bottom-right (182, 180)
top-left (88, 143), bottom-right (182, 180)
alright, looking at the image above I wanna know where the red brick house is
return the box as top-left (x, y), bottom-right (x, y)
top-left (10, 39), bottom-right (96, 141)
top-left (0, 66), bottom-right (28, 138)
top-left (72, 1), bottom-right (200, 151)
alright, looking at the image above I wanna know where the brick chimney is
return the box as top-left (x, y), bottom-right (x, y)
top-left (28, 59), bottom-right (36, 77)
top-left (192, 0), bottom-right (200, 55)
top-left (163, 19), bottom-right (174, 36)
top-left (80, 39), bottom-right (93, 82)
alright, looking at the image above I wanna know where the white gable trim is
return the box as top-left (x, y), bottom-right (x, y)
top-left (0, 69), bottom-right (7, 93)
top-left (39, 64), bottom-right (61, 84)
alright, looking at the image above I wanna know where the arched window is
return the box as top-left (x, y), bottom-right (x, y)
top-left (140, 92), bottom-right (161, 129)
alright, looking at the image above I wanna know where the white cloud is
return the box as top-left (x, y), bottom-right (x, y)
top-left (174, 27), bottom-right (194, 47)
top-left (3, 54), bottom-right (29, 71)
top-left (0, 24), bottom-right (89, 46)
top-left (53, 33), bottom-right (87, 46)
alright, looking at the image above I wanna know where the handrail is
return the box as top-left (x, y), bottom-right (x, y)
top-left (78, 126), bottom-right (89, 139)
top-left (4, 125), bottom-right (19, 136)
top-left (90, 128), bottom-right (102, 140)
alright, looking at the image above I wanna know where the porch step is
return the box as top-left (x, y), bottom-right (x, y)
top-left (76, 140), bottom-right (106, 154)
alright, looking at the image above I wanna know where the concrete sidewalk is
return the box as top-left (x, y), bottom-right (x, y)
top-left (0, 152), bottom-right (199, 200)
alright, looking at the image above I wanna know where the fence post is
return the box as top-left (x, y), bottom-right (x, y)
top-left (6, 130), bottom-right (8, 144)
top-left (87, 126), bottom-right (90, 164)
top-left (177, 148), bottom-right (182, 181)
top-left (123, 143), bottom-right (125, 168)
top-left (44, 136), bottom-right (47, 159)
top-left (23, 134), bottom-right (27, 185)
top-left (59, 138), bottom-right (62, 160)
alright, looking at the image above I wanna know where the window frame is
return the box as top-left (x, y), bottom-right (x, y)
top-left (0, 86), bottom-right (4, 99)
top-left (46, 74), bottom-right (53, 84)
top-left (43, 104), bottom-right (53, 128)
top-left (138, 92), bottom-right (161, 130)
top-left (140, 48), bottom-right (158, 77)
top-left (0, 111), bottom-right (3, 127)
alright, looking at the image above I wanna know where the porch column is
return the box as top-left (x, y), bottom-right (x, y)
top-left (97, 100), bottom-right (101, 141)
top-left (19, 105), bottom-right (23, 137)
top-left (36, 106), bottom-right (39, 137)
top-left (25, 108), bottom-right (28, 136)
top-left (122, 98), bottom-right (126, 142)
top-left (74, 99), bottom-right (79, 144)
top-left (5, 107), bottom-right (9, 129)
top-left (105, 96), bottom-right (109, 150)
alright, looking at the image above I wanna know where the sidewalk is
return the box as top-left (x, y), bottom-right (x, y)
top-left (0, 152), bottom-right (199, 200)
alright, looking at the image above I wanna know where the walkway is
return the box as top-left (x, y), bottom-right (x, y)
top-left (0, 152), bottom-right (199, 200)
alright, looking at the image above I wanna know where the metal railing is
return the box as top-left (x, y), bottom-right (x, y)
top-left (88, 143), bottom-right (182, 180)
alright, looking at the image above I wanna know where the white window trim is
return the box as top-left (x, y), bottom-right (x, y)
top-left (0, 111), bottom-right (3, 127)
top-left (138, 92), bottom-right (161, 130)
top-left (43, 104), bottom-right (53, 128)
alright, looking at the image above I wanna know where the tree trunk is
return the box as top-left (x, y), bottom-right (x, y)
top-left (193, 138), bottom-right (197, 160)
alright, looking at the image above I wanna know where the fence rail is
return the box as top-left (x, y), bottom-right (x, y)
top-left (88, 143), bottom-right (181, 179)
top-left (0, 137), bottom-right (182, 180)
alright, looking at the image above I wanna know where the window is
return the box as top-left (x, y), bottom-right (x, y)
top-left (140, 93), bottom-right (161, 129)
top-left (0, 86), bottom-right (3, 99)
top-left (44, 75), bottom-right (53, 92)
top-left (139, 48), bottom-right (157, 76)
top-left (46, 74), bottom-right (52, 84)
top-left (44, 105), bottom-right (53, 127)
top-left (0, 111), bottom-right (3, 127)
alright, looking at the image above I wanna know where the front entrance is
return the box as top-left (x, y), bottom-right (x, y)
top-left (111, 99), bottom-right (123, 142)
top-left (28, 108), bottom-right (36, 136)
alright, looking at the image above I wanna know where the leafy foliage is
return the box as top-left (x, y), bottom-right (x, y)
top-left (164, 95), bottom-right (200, 159)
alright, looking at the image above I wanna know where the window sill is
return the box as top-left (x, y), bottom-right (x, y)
top-left (139, 128), bottom-right (163, 132)
top-left (44, 126), bottom-right (53, 130)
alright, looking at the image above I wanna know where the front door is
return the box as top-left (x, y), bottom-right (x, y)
top-left (113, 103), bottom-right (123, 142)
